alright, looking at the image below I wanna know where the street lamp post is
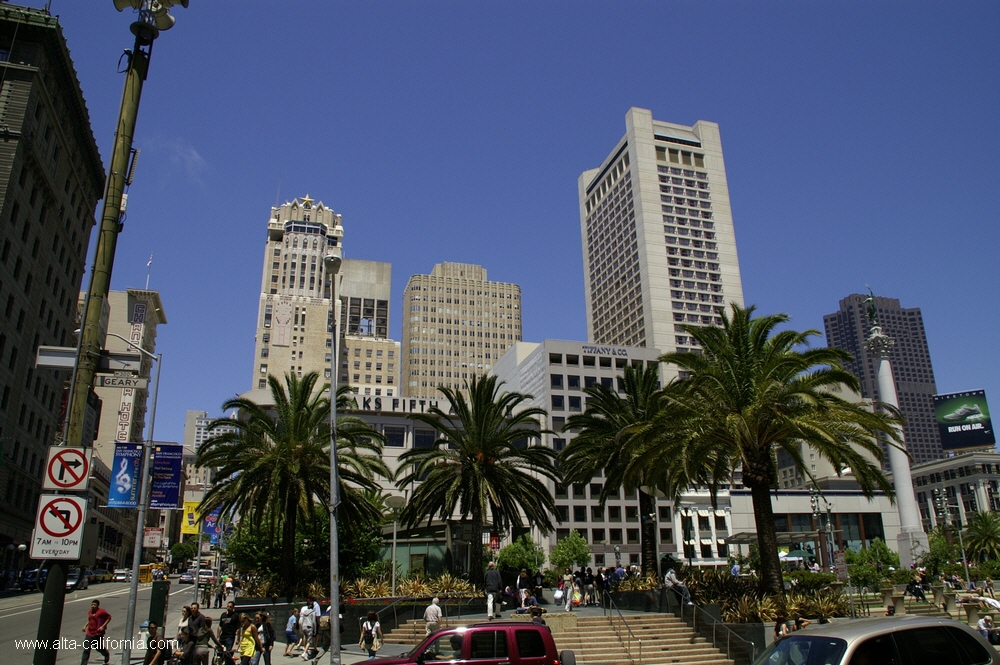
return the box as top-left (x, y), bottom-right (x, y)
top-left (104, 331), bottom-right (162, 665)
top-left (386, 495), bottom-right (406, 596)
top-left (934, 489), bottom-right (972, 591)
top-left (324, 255), bottom-right (343, 665)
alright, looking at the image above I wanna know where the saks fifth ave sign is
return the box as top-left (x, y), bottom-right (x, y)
top-left (345, 396), bottom-right (445, 414)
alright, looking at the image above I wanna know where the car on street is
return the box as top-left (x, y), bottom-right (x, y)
top-left (113, 569), bottom-right (132, 582)
top-left (93, 569), bottom-right (114, 583)
top-left (66, 567), bottom-right (88, 592)
top-left (370, 622), bottom-right (573, 665)
top-left (197, 570), bottom-right (214, 587)
top-left (19, 568), bottom-right (48, 592)
top-left (751, 615), bottom-right (998, 665)
top-left (178, 571), bottom-right (195, 584)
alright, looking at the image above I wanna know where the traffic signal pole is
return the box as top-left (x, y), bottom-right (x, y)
top-left (33, 20), bottom-right (155, 665)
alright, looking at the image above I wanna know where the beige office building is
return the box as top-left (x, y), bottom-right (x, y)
top-left (401, 262), bottom-right (521, 398)
top-left (251, 196), bottom-right (399, 395)
top-left (579, 108), bottom-right (744, 379)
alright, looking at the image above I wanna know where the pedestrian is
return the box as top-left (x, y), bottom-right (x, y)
top-left (987, 577), bottom-right (996, 600)
top-left (484, 561), bottom-right (503, 619)
top-left (175, 628), bottom-right (197, 665)
top-left (583, 568), bottom-right (595, 607)
top-left (143, 622), bottom-right (169, 665)
top-left (792, 614), bottom-right (811, 632)
top-left (358, 611), bottom-right (382, 660)
top-left (178, 606), bottom-right (192, 641)
top-left (533, 570), bottom-right (544, 601)
top-left (561, 568), bottom-right (574, 612)
top-left (423, 597), bottom-right (442, 635)
top-left (663, 568), bottom-right (693, 606)
top-left (259, 612), bottom-right (275, 665)
top-left (80, 599), bottom-right (112, 665)
top-left (515, 569), bottom-right (530, 608)
top-left (773, 614), bottom-right (789, 642)
top-left (297, 599), bottom-right (316, 660)
top-left (218, 602), bottom-right (239, 654)
top-left (977, 615), bottom-right (999, 645)
top-left (189, 603), bottom-right (221, 665)
top-left (214, 582), bottom-right (225, 609)
top-left (529, 607), bottom-right (546, 627)
top-left (236, 614), bottom-right (262, 665)
top-left (225, 577), bottom-right (234, 600)
top-left (283, 609), bottom-right (299, 657)
top-left (730, 563), bottom-right (740, 577)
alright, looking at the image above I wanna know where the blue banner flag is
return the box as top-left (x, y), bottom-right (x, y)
top-left (108, 443), bottom-right (143, 508)
top-left (149, 443), bottom-right (184, 509)
top-left (203, 507), bottom-right (223, 535)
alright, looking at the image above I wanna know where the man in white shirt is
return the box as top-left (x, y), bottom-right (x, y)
top-left (423, 598), bottom-right (442, 635)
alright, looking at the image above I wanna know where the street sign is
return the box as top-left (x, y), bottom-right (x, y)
top-left (42, 446), bottom-right (93, 492)
top-left (143, 527), bottom-right (163, 549)
top-left (35, 346), bottom-right (77, 369)
top-left (97, 375), bottom-right (148, 389)
top-left (30, 494), bottom-right (88, 560)
top-left (97, 350), bottom-right (143, 374)
top-left (200, 541), bottom-right (212, 554)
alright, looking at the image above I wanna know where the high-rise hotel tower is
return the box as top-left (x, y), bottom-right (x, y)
top-left (578, 108), bottom-right (744, 373)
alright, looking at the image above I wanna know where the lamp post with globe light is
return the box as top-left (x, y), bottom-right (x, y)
top-left (324, 254), bottom-right (343, 665)
top-left (386, 495), bottom-right (406, 596)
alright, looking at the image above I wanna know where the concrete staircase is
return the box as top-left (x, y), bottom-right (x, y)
top-left (380, 614), bottom-right (734, 665)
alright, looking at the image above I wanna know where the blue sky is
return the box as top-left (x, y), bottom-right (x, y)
top-left (33, 1), bottom-right (1000, 444)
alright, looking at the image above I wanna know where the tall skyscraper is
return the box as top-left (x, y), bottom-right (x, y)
top-left (251, 196), bottom-right (398, 395)
top-left (0, 5), bottom-right (105, 549)
top-left (578, 108), bottom-right (744, 377)
top-left (401, 262), bottom-right (521, 398)
top-left (823, 294), bottom-right (944, 464)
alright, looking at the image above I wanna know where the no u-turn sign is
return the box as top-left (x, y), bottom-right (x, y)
top-left (30, 494), bottom-right (88, 560)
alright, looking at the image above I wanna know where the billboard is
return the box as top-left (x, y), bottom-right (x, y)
top-left (934, 390), bottom-right (995, 451)
top-left (149, 444), bottom-right (183, 509)
top-left (181, 501), bottom-right (201, 535)
top-left (108, 443), bottom-right (143, 508)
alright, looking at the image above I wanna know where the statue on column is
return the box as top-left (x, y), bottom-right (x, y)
top-left (863, 288), bottom-right (878, 328)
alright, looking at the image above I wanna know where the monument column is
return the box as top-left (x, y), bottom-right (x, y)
top-left (864, 295), bottom-right (928, 566)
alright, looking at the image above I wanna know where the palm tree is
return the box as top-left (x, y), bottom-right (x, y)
top-left (964, 511), bottom-right (1000, 563)
top-left (394, 375), bottom-right (560, 586)
top-left (196, 372), bottom-right (388, 595)
top-left (637, 304), bottom-right (904, 598)
top-left (560, 364), bottom-right (665, 575)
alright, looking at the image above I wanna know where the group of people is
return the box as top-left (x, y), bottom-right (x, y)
top-left (773, 613), bottom-right (812, 642)
top-left (204, 575), bottom-right (242, 609)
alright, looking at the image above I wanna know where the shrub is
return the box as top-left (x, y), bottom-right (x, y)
top-left (496, 535), bottom-right (544, 572)
top-left (721, 594), bottom-right (779, 623)
top-left (784, 571), bottom-right (837, 593)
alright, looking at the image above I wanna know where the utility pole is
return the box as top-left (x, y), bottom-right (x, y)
top-left (33, 4), bottom-right (187, 665)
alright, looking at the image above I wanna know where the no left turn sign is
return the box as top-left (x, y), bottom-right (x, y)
top-left (30, 494), bottom-right (87, 560)
top-left (42, 446), bottom-right (92, 492)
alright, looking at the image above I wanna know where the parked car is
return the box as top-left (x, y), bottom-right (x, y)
top-left (371, 622), bottom-right (573, 665)
top-left (83, 569), bottom-right (97, 585)
top-left (19, 568), bottom-right (48, 592)
top-left (751, 615), bottom-right (997, 665)
top-left (113, 569), bottom-right (132, 582)
top-left (66, 567), bottom-right (88, 592)
top-left (178, 571), bottom-right (195, 584)
top-left (93, 569), bottom-right (114, 583)
top-left (197, 570), bottom-right (215, 587)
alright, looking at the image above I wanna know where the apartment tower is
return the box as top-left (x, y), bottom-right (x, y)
top-left (402, 262), bottom-right (521, 398)
top-left (578, 108), bottom-right (744, 377)
top-left (824, 294), bottom-right (944, 464)
top-left (0, 5), bottom-right (105, 549)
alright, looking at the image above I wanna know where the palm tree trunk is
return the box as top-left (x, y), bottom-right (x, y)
top-left (638, 489), bottom-right (658, 576)
top-left (748, 481), bottom-right (784, 600)
top-left (281, 503), bottom-right (298, 597)
top-left (470, 511), bottom-right (485, 588)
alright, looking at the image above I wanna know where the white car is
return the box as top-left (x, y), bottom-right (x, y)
top-left (113, 569), bottom-right (131, 582)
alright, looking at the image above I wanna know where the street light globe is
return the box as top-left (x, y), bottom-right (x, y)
top-left (18, 543), bottom-right (27, 552)
top-left (324, 255), bottom-right (342, 274)
top-left (385, 495), bottom-right (406, 510)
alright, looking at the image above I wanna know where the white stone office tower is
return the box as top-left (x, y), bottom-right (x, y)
top-left (402, 262), bottom-right (522, 398)
top-left (578, 108), bottom-right (744, 376)
top-left (251, 196), bottom-right (344, 390)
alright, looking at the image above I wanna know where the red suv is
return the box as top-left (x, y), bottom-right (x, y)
top-left (373, 623), bottom-right (575, 665)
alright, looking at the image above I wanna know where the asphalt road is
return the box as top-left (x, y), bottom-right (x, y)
top-left (0, 581), bottom-right (197, 665)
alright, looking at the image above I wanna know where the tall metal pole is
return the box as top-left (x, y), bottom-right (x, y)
top-left (324, 255), bottom-right (343, 665)
top-left (193, 519), bottom-right (203, 606)
top-left (33, 19), bottom-right (155, 665)
top-left (390, 510), bottom-right (398, 597)
top-left (121, 349), bottom-right (162, 665)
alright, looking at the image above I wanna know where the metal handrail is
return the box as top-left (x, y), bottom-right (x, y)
top-left (364, 594), bottom-right (478, 639)
top-left (674, 593), bottom-right (756, 663)
top-left (603, 590), bottom-right (642, 665)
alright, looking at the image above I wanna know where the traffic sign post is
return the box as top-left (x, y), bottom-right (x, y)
top-left (30, 494), bottom-right (87, 560)
top-left (42, 447), bottom-right (92, 492)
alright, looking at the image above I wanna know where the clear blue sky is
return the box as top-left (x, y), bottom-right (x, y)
top-left (32, 1), bottom-right (1000, 444)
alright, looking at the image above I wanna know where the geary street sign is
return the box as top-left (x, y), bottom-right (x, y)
top-left (97, 375), bottom-right (148, 389)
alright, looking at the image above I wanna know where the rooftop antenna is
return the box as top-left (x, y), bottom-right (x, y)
top-left (275, 177), bottom-right (281, 208)
top-left (145, 253), bottom-right (153, 289)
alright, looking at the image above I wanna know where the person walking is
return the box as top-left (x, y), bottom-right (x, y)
top-left (484, 561), bottom-right (503, 619)
top-left (358, 611), bottom-right (382, 660)
top-left (80, 599), bottom-right (112, 665)
top-left (259, 612), bottom-right (275, 665)
top-left (236, 614), bottom-right (262, 665)
top-left (297, 601), bottom-right (316, 660)
top-left (283, 609), bottom-right (299, 657)
top-left (214, 582), bottom-right (225, 609)
top-left (583, 568), bottom-right (596, 607)
top-left (423, 597), bottom-right (442, 635)
top-left (218, 601), bottom-right (239, 653)
top-left (143, 622), bottom-right (169, 665)
top-left (561, 568), bottom-right (575, 612)
top-left (177, 606), bottom-right (192, 641)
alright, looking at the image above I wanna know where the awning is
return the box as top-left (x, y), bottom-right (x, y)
top-left (726, 531), bottom-right (820, 546)
top-left (701, 538), bottom-right (713, 545)
top-left (698, 510), bottom-right (711, 517)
